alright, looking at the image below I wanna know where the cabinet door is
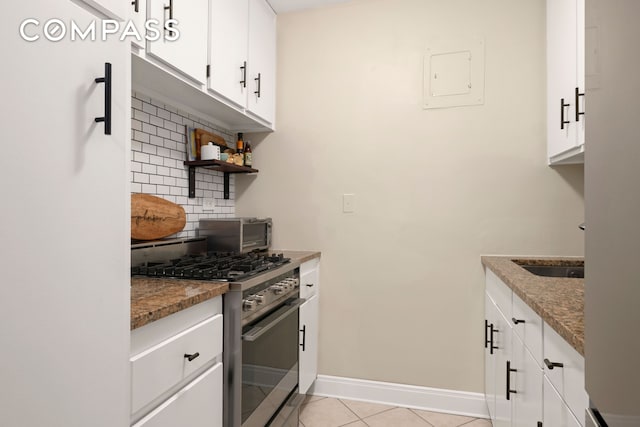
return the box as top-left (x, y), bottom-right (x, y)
top-left (575, 0), bottom-right (586, 147)
top-left (299, 294), bottom-right (319, 394)
top-left (78, 0), bottom-right (127, 19)
top-left (511, 334), bottom-right (543, 427)
top-left (493, 307), bottom-right (513, 427)
top-left (133, 363), bottom-right (223, 427)
top-left (129, 0), bottom-right (147, 50)
top-left (247, 0), bottom-right (276, 124)
top-left (543, 377), bottom-right (582, 427)
top-left (209, 0), bottom-right (249, 108)
top-left (484, 295), bottom-right (497, 421)
top-left (147, 0), bottom-right (209, 84)
top-left (2, 1), bottom-right (129, 426)
top-left (547, 0), bottom-right (579, 160)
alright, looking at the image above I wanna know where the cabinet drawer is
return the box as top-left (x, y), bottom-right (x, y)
top-left (133, 362), bottom-right (223, 427)
top-left (512, 292), bottom-right (543, 368)
top-left (485, 269), bottom-right (512, 320)
top-left (131, 314), bottom-right (223, 414)
top-left (300, 258), bottom-right (319, 300)
top-left (543, 321), bottom-right (588, 426)
top-left (543, 376), bottom-right (582, 427)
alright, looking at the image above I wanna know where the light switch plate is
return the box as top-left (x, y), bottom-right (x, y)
top-left (203, 198), bottom-right (215, 211)
top-left (343, 194), bottom-right (355, 213)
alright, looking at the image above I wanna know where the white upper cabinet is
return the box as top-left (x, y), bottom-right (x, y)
top-left (208, 0), bottom-right (250, 108)
top-left (546, 0), bottom-right (585, 165)
top-left (247, 0), bottom-right (276, 125)
top-left (147, 0), bottom-right (209, 85)
top-left (78, 0), bottom-right (127, 20)
top-left (129, 0), bottom-right (147, 50)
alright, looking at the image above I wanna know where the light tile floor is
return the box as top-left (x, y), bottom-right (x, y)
top-left (299, 396), bottom-right (493, 427)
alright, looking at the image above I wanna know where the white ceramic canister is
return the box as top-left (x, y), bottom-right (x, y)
top-left (201, 142), bottom-right (220, 160)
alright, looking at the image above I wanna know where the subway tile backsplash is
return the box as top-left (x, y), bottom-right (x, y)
top-left (131, 91), bottom-right (236, 239)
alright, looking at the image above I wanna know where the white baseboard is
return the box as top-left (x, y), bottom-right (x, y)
top-left (309, 375), bottom-right (490, 419)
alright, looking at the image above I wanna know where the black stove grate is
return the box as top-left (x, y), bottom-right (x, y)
top-left (131, 252), bottom-right (289, 282)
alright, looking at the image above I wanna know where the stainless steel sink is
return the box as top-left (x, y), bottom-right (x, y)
top-left (519, 264), bottom-right (584, 278)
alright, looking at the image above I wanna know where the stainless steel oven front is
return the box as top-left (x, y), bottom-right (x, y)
top-left (224, 267), bottom-right (305, 427)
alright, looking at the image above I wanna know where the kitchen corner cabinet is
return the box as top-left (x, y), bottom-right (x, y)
top-left (546, 0), bottom-right (585, 165)
top-left (299, 258), bottom-right (320, 394)
top-left (3, 1), bottom-right (130, 426)
top-left (130, 298), bottom-right (223, 427)
top-left (147, 0), bottom-right (209, 85)
top-left (246, 0), bottom-right (276, 124)
top-left (484, 269), bottom-right (587, 426)
top-left (484, 270), bottom-right (543, 427)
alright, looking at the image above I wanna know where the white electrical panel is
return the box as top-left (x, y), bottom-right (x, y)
top-left (423, 38), bottom-right (485, 109)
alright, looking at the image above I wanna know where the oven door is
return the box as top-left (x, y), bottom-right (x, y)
top-left (241, 298), bottom-right (303, 427)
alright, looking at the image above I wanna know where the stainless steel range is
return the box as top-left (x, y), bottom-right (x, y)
top-left (131, 237), bottom-right (304, 427)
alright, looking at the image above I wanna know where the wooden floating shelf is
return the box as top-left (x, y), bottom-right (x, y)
top-left (184, 160), bottom-right (258, 199)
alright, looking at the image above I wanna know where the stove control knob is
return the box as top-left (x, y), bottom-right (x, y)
top-left (271, 285), bottom-right (284, 295)
top-left (243, 299), bottom-right (257, 311)
top-left (254, 294), bottom-right (265, 305)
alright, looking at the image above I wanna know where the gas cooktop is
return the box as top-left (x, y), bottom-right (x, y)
top-left (131, 251), bottom-right (290, 282)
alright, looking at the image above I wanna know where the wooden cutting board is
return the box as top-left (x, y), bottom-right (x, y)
top-left (195, 128), bottom-right (228, 159)
top-left (131, 194), bottom-right (186, 240)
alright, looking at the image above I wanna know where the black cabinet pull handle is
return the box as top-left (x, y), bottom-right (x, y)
top-left (512, 317), bottom-right (525, 325)
top-left (506, 360), bottom-right (517, 400)
top-left (560, 98), bottom-right (570, 130)
top-left (490, 324), bottom-right (498, 355)
top-left (544, 358), bottom-right (564, 370)
top-left (240, 61), bottom-right (247, 88)
top-left (184, 352), bottom-right (200, 362)
top-left (484, 320), bottom-right (490, 349)
top-left (306, 283), bottom-right (314, 287)
top-left (94, 62), bottom-right (112, 135)
top-left (131, 0), bottom-right (139, 13)
top-left (299, 325), bottom-right (306, 351)
top-left (254, 73), bottom-right (261, 98)
top-left (575, 87), bottom-right (585, 121)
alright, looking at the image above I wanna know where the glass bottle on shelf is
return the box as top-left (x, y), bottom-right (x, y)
top-left (244, 140), bottom-right (252, 168)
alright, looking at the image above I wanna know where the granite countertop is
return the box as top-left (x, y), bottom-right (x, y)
top-left (481, 256), bottom-right (584, 355)
top-left (131, 250), bottom-right (321, 330)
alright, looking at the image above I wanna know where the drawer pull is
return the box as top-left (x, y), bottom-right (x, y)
top-left (512, 317), bottom-right (525, 325)
top-left (544, 358), bottom-right (564, 370)
top-left (305, 283), bottom-right (314, 287)
top-left (184, 352), bottom-right (200, 362)
top-left (506, 360), bottom-right (517, 400)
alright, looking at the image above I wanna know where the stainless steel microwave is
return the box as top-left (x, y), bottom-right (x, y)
top-left (198, 217), bottom-right (272, 253)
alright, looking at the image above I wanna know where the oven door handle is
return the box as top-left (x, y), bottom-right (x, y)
top-left (242, 298), bottom-right (306, 342)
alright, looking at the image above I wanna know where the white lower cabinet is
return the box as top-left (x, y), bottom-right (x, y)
top-left (544, 376), bottom-right (582, 427)
top-left (484, 268), bottom-right (585, 427)
top-left (133, 363), bottom-right (223, 427)
top-left (485, 292), bottom-right (513, 427)
top-left (130, 298), bottom-right (223, 426)
top-left (511, 334), bottom-right (543, 427)
top-left (299, 258), bottom-right (320, 394)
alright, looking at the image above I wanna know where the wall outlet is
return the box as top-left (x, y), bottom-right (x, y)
top-left (343, 194), bottom-right (355, 213)
top-left (203, 198), bottom-right (216, 211)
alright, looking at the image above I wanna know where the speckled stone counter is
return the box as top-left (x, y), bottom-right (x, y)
top-left (481, 256), bottom-right (584, 355)
top-left (131, 279), bottom-right (228, 330)
top-left (131, 250), bottom-right (320, 330)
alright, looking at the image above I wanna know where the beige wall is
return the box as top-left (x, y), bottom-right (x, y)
top-left (236, 0), bottom-right (584, 394)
